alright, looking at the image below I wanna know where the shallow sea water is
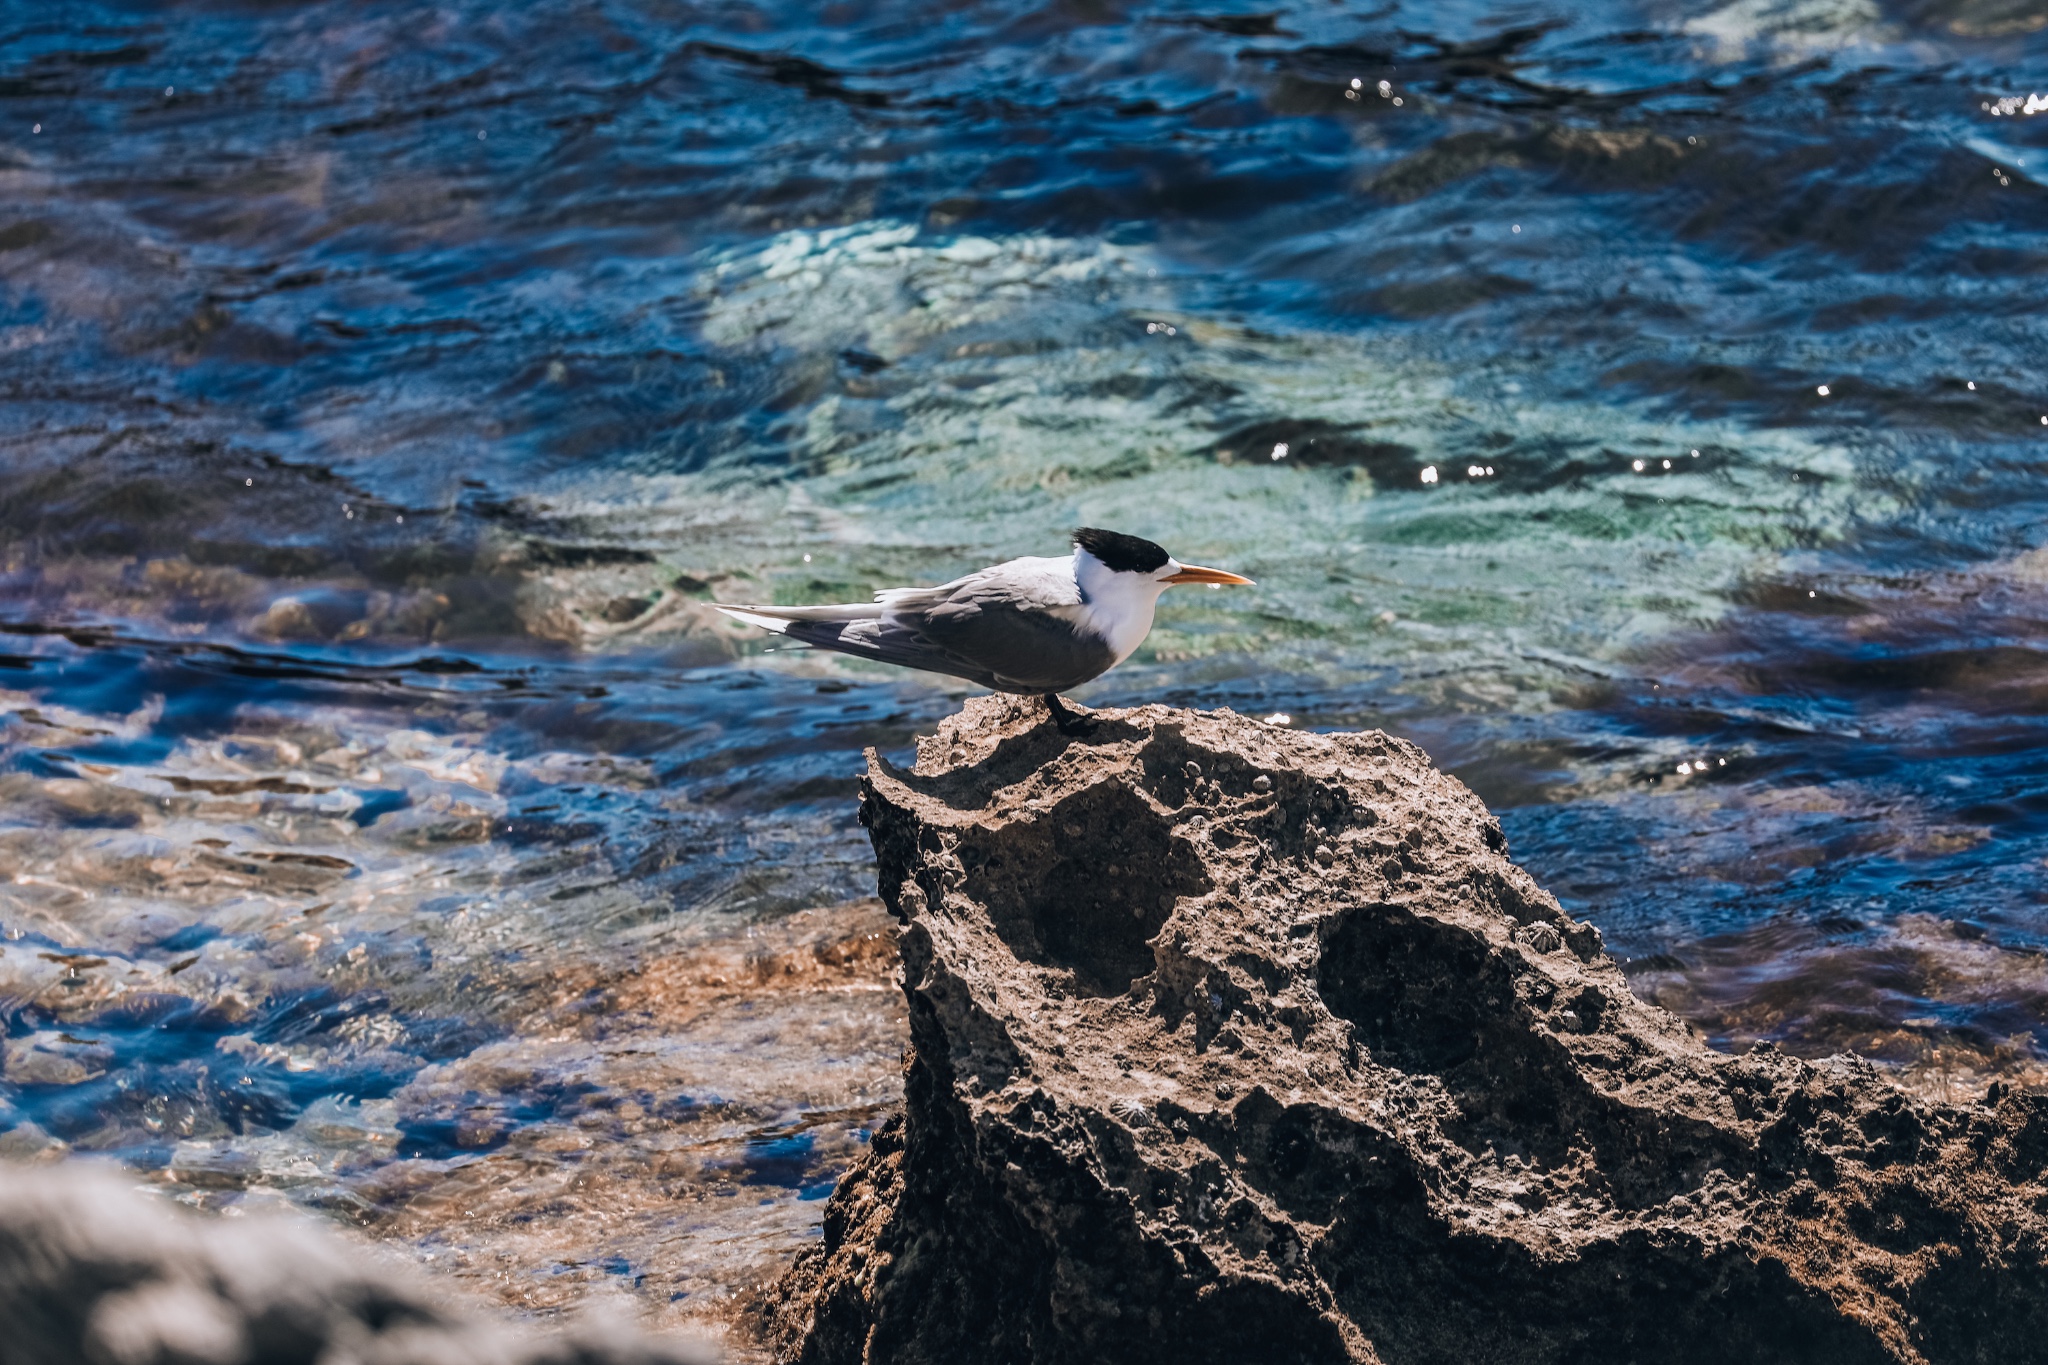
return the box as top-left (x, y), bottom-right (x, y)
top-left (5, 0), bottom-right (2048, 1342)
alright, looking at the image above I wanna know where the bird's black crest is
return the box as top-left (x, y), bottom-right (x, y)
top-left (1072, 528), bottom-right (1171, 574)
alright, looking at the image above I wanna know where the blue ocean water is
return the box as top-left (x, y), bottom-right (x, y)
top-left (4, 0), bottom-right (2048, 1322)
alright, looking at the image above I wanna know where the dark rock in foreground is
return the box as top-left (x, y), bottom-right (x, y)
top-left (763, 697), bottom-right (2048, 1364)
top-left (0, 1162), bottom-right (715, 1365)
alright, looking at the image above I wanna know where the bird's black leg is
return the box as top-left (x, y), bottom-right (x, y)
top-left (1044, 693), bottom-right (1097, 737)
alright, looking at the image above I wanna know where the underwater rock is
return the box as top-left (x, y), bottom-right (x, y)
top-left (762, 696), bottom-right (2048, 1364)
top-left (0, 1162), bottom-right (717, 1365)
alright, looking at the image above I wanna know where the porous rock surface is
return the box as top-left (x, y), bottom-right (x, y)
top-left (763, 697), bottom-right (2048, 1365)
top-left (0, 1161), bottom-right (715, 1365)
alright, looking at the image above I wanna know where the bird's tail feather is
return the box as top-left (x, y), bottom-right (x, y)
top-left (715, 602), bottom-right (886, 634)
top-left (718, 607), bottom-right (989, 687)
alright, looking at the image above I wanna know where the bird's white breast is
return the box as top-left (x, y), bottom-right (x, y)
top-left (1071, 549), bottom-right (1169, 665)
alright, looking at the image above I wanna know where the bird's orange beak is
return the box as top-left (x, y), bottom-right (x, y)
top-left (1164, 563), bottom-right (1255, 586)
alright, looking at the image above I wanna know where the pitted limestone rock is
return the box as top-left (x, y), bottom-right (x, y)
top-left (763, 697), bottom-right (2048, 1365)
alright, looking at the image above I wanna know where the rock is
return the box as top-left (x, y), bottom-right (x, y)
top-left (761, 697), bottom-right (2048, 1365)
top-left (248, 589), bottom-right (368, 642)
top-left (0, 1162), bottom-right (718, 1365)
top-left (3, 1030), bottom-right (114, 1086)
top-left (0, 1121), bottom-right (66, 1161)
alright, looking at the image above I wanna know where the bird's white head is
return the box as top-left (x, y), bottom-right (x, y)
top-left (1069, 528), bottom-right (1254, 664)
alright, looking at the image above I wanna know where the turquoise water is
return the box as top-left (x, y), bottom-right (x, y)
top-left (5, 0), bottom-right (2048, 1326)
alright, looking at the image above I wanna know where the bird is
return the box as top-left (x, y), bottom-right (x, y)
top-left (714, 528), bottom-right (1254, 733)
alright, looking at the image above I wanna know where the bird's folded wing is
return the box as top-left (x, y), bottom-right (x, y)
top-left (717, 555), bottom-right (1104, 692)
top-left (909, 608), bottom-right (1086, 689)
top-left (877, 555), bottom-right (1081, 614)
top-left (901, 561), bottom-right (1107, 692)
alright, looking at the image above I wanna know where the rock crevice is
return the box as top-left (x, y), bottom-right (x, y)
top-left (764, 698), bottom-right (2048, 1364)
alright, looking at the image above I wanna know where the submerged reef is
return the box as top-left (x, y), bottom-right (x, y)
top-left (763, 697), bottom-right (2048, 1364)
top-left (0, 1162), bottom-right (716, 1365)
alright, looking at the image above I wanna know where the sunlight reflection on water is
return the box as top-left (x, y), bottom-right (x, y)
top-left (6, 0), bottom-right (2048, 1341)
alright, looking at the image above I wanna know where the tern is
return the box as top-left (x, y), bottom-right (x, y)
top-left (714, 528), bottom-right (1255, 733)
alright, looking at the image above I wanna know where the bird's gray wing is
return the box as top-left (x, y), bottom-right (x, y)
top-left (895, 558), bottom-right (1114, 693)
top-left (764, 615), bottom-right (1005, 688)
top-left (873, 554), bottom-right (1078, 616)
top-left (722, 556), bottom-right (1111, 693)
